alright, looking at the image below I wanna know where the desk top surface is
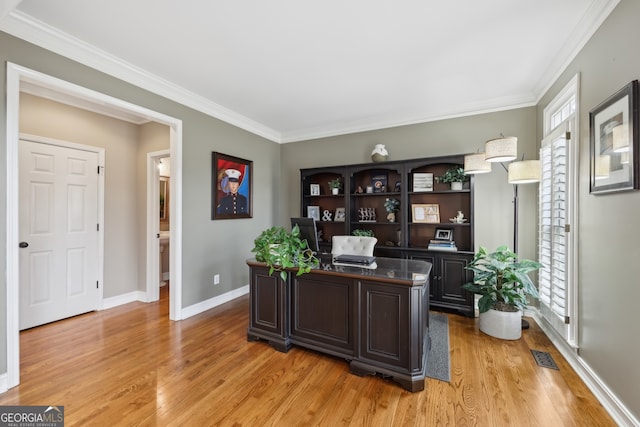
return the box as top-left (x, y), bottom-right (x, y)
top-left (247, 256), bottom-right (432, 286)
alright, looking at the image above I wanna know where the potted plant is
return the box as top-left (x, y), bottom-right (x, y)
top-left (463, 245), bottom-right (543, 340)
top-left (383, 198), bottom-right (400, 222)
top-left (352, 229), bottom-right (374, 237)
top-left (328, 177), bottom-right (342, 195)
top-left (436, 166), bottom-right (468, 190)
top-left (251, 225), bottom-right (319, 281)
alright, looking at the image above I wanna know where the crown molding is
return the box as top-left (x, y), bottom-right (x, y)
top-left (0, 10), bottom-right (282, 142)
top-left (533, 0), bottom-right (620, 102)
top-left (281, 96), bottom-right (537, 143)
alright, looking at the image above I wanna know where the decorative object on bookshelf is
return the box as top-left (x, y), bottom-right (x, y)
top-left (434, 228), bottom-right (453, 241)
top-left (589, 80), bottom-right (639, 194)
top-left (436, 167), bottom-right (468, 190)
top-left (462, 246), bottom-right (543, 340)
top-left (328, 177), bottom-right (342, 195)
top-left (251, 225), bottom-right (319, 281)
top-left (449, 211), bottom-right (467, 223)
top-left (412, 204), bottom-right (440, 223)
top-left (310, 183), bottom-right (320, 196)
top-left (383, 198), bottom-right (400, 222)
top-left (371, 172), bottom-right (388, 192)
top-left (371, 144), bottom-right (389, 162)
top-left (352, 229), bottom-right (375, 237)
top-left (322, 210), bottom-right (333, 221)
top-left (412, 172), bottom-right (434, 192)
top-left (358, 207), bottom-right (377, 222)
top-left (307, 206), bottom-right (320, 221)
top-left (334, 207), bottom-right (346, 222)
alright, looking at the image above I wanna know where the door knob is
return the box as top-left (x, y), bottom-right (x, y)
top-left (19, 242), bottom-right (29, 248)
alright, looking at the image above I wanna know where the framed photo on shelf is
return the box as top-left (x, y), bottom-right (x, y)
top-left (307, 205), bottom-right (320, 221)
top-left (412, 203), bottom-right (440, 223)
top-left (334, 207), bottom-right (346, 222)
top-left (310, 183), bottom-right (320, 196)
top-left (589, 80), bottom-right (639, 194)
top-left (371, 172), bottom-right (388, 193)
top-left (412, 173), bottom-right (434, 192)
top-left (434, 228), bottom-right (453, 241)
top-left (212, 152), bottom-right (252, 220)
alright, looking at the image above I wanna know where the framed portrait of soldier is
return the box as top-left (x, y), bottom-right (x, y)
top-left (212, 152), bottom-right (253, 220)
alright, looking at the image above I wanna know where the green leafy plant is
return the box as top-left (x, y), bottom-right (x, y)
top-left (328, 177), bottom-right (342, 189)
top-left (436, 166), bottom-right (469, 184)
top-left (252, 225), bottom-right (319, 281)
top-left (352, 229), bottom-right (374, 237)
top-left (384, 198), bottom-right (400, 213)
top-left (463, 245), bottom-right (543, 313)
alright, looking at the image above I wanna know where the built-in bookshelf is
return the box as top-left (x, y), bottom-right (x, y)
top-left (300, 154), bottom-right (475, 317)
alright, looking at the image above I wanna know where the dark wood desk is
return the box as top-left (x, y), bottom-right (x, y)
top-left (246, 257), bottom-right (432, 392)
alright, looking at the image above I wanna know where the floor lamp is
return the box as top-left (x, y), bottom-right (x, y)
top-left (464, 136), bottom-right (540, 328)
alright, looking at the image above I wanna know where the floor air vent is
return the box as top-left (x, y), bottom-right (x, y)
top-left (531, 350), bottom-right (559, 370)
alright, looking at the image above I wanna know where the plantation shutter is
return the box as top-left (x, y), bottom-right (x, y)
top-left (538, 127), bottom-right (570, 338)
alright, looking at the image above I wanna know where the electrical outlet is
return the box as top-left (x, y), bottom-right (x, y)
top-left (214, 274), bottom-right (220, 285)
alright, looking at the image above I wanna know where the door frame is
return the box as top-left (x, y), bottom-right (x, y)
top-left (147, 150), bottom-right (170, 302)
top-left (5, 62), bottom-right (184, 389)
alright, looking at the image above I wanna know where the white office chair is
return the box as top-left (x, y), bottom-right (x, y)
top-left (331, 235), bottom-right (377, 257)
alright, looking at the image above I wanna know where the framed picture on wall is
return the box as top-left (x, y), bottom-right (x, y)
top-left (212, 152), bottom-right (253, 219)
top-left (589, 80), bottom-right (640, 194)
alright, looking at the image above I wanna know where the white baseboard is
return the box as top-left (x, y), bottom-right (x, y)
top-left (181, 285), bottom-right (250, 319)
top-left (531, 311), bottom-right (640, 427)
top-left (101, 290), bottom-right (147, 309)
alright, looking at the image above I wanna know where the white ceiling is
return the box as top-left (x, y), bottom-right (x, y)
top-left (1, 0), bottom-right (619, 143)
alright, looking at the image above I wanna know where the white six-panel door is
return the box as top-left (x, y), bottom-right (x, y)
top-left (19, 140), bottom-right (99, 330)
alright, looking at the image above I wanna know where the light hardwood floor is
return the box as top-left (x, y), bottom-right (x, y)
top-left (0, 286), bottom-right (615, 426)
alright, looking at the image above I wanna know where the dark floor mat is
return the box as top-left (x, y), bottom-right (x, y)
top-left (531, 349), bottom-right (559, 370)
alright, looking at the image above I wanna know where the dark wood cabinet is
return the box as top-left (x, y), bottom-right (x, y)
top-left (409, 251), bottom-right (474, 317)
top-left (247, 258), bottom-right (431, 392)
top-left (301, 154), bottom-right (475, 317)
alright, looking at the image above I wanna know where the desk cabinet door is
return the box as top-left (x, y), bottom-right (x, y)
top-left (249, 266), bottom-right (288, 338)
top-left (359, 281), bottom-right (410, 369)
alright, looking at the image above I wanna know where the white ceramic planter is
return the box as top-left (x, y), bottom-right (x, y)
top-left (479, 308), bottom-right (522, 340)
top-left (332, 188), bottom-right (339, 195)
top-left (450, 181), bottom-right (463, 191)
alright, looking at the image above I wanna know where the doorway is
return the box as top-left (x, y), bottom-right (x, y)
top-left (5, 62), bottom-right (184, 389)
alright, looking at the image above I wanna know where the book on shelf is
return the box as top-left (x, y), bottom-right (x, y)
top-left (428, 244), bottom-right (458, 251)
top-left (427, 240), bottom-right (457, 251)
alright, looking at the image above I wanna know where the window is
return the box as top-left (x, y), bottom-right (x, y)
top-left (539, 74), bottom-right (579, 346)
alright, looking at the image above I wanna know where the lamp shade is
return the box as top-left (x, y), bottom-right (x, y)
top-left (463, 153), bottom-right (492, 174)
top-left (485, 136), bottom-right (517, 162)
top-left (612, 124), bottom-right (629, 153)
top-left (508, 160), bottom-right (540, 184)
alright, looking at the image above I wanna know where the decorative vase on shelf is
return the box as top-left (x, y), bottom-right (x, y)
top-left (332, 188), bottom-right (339, 195)
top-left (371, 144), bottom-right (389, 162)
top-left (451, 181), bottom-right (463, 191)
top-left (386, 212), bottom-right (396, 222)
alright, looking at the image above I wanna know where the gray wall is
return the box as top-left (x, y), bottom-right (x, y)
top-left (537, 0), bottom-right (640, 418)
top-left (0, 32), bottom-right (280, 374)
